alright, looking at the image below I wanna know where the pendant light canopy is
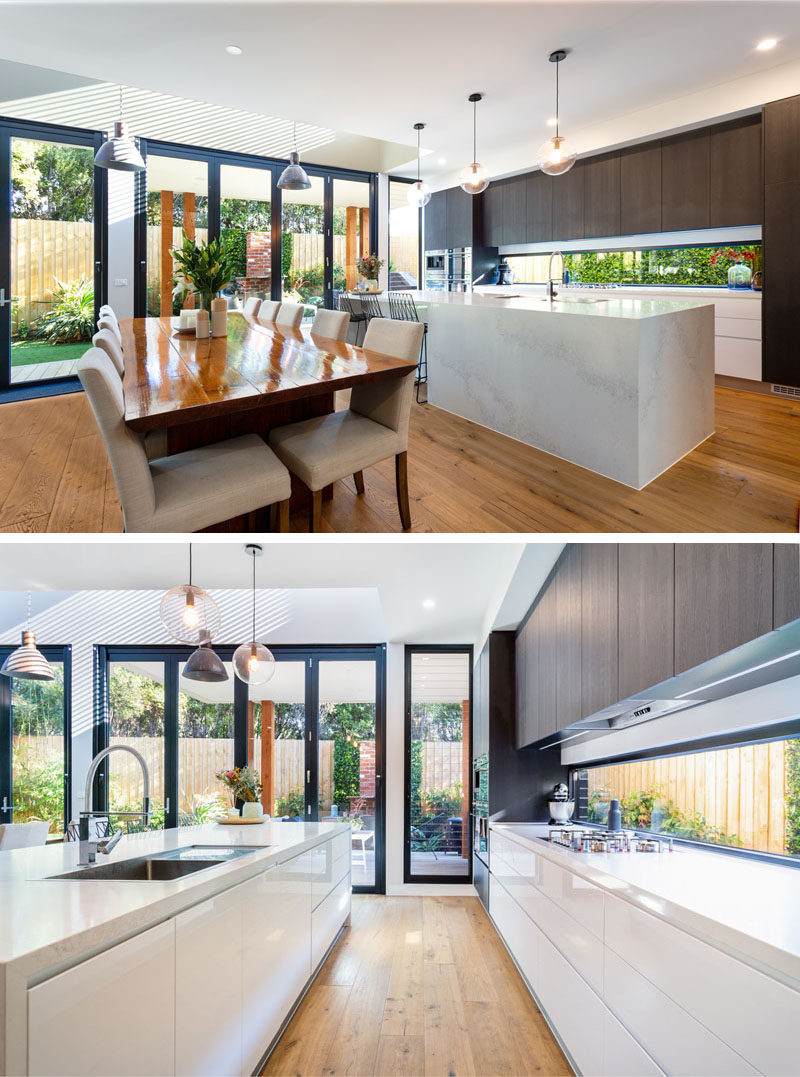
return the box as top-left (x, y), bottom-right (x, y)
top-left (459, 93), bottom-right (490, 195)
top-left (537, 50), bottom-right (578, 176)
top-left (277, 122), bottom-right (312, 191)
top-left (183, 634), bottom-right (229, 683)
top-left (407, 122), bottom-right (431, 208)
top-left (94, 86), bottom-right (145, 172)
top-left (233, 544), bottom-right (276, 687)
top-left (160, 545), bottom-right (221, 647)
top-left (0, 594), bottom-right (55, 682)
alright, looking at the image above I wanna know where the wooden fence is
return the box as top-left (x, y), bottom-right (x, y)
top-left (10, 219), bottom-right (94, 326)
top-left (420, 740), bottom-right (463, 791)
top-left (590, 740), bottom-right (787, 854)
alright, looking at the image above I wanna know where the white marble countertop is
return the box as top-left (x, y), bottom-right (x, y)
top-left (491, 822), bottom-right (800, 988)
top-left (0, 821), bottom-right (348, 979)
top-left (385, 288), bottom-right (712, 319)
top-left (474, 283), bottom-right (762, 301)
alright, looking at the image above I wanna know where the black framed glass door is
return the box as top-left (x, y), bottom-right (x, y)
top-left (0, 121), bottom-right (105, 392)
top-left (0, 645), bottom-right (71, 835)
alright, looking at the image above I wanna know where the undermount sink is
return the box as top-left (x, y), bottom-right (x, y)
top-left (538, 296), bottom-right (608, 304)
top-left (48, 844), bottom-right (266, 882)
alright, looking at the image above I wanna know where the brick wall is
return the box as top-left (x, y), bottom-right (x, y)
top-left (359, 740), bottom-right (376, 798)
top-left (246, 232), bottom-right (272, 277)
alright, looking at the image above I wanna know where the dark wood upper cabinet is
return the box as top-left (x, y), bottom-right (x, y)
top-left (483, 182), bottom-right (505, 248)
top-left (583, 153), bottom-right (621, 239)
top-left (763, 178), bottom-right (800, 386)
top-left (774, 544), bottom-right (800, 628)
top-left (526, 171), bottom-right (553, 242)
top-left (424, 190), bottom-right (447, 251)
top-left (674, 544), bottom-right (773, 673)
top-left (554, 546), bottom-right (582, 729)
top-left (661, 129), bottom-right (710, 231)
top-left (618, 544), bottom-right (675, 699)
top-left (620, 144), bottom-right (662, 235)
top-left (581, 544), bottom-right (618, 717)
top-left (710, 119), bottom-right (762, 226)
top-left (763, 95), bottom-right (800, 186)
top-left (536, 579), bottom-right (558, 738)
top-left (514, 617), bottom-right (530, 749)
top-left (552, 162), bottom-right (585, 241)
top-left (503, 176), bottom-right (527, 245)
top-left (445, 186), bottom-right (476, 249)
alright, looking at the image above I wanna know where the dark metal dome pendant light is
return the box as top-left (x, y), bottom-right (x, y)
top-left (537, 50), bottom-right (578, 176)
top-left (0, 593), bottom-right (54, 681)
top-left (459, 93), bottom-right (490, 195)
top-left (407, 122), bottom-right (431, 208)
top-left (94, 85), bottom-right (145, 172)
top-left (277, 122), bottom-right (312, 191)
top-left (160, 544), bottom-right (222, 647)
top-left (183, 632), bottom-right (229, 683)
top-left (233, 544), bottom-right (276, 686)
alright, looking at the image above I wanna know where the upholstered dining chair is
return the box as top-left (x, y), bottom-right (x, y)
top-left (310, 308), bottom-right (350, 342)
top-left (91, 328), bottom-right (167, 461)
top-left (269, 318), bottom-right (423, 532)
top-left (243, 296), bottom-right (262, 316)
top-left (257, 300), bottom-right (282, 324)
top-left (0, 821), bottom-right (50, 850)
top-left (275, 301), bottom-right (305, 330)
top-left (78, 348), bottom-right (292, 532)
top-left (98, 304), bottom-right (120, 331)
top-left (97, 314), bottom-right (122, 347)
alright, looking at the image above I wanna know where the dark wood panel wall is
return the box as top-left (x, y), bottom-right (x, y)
top-left (515, 543), bottom-right (796, 749)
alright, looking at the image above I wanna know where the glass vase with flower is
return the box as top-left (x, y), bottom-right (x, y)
top-left (215, 765), bottom-right (265, 819)
top-left (710, 246), bottom-right (755, 290)
top-left (356, 253), bottom-right (385, 292)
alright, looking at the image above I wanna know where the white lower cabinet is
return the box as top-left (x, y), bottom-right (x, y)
top-left (311, 873), bottom-right (350, 970)
top-left (488, 873), bottom-right (539, 989)
top-left (28, 920), bottom-right (176, 1077)
top-left (176, 883), bottom-right (244, 1077)
top-left (537, 932), bottom-right (605, 1077)
top-left (602, 1009), bottom-right (663, 1077)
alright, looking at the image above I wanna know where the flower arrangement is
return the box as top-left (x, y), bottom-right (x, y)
top-left (709, 246), bottom-right (756, 267)
top-left (356, 253), bottom-right (385, 281)
top-left (215, 765), bottom-right (262, 803)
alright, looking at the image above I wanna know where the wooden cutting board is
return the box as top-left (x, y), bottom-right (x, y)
top-left (215, 816), bottom-right (268, 825)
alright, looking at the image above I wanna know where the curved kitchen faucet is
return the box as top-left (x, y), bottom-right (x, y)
top-left (546, 250), bottom-right (564, 301)
top-left (79, 745), bottom-right (151, 865)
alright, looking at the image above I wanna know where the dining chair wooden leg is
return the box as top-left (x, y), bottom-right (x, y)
top-left (395, 451), bottom-right (411, 530)
top-left (278, 498), bottom-right (290, 532)
top-left (353, 470), bottom-right (365, 495)
top-left (309, 489), bottom-right (323, 532)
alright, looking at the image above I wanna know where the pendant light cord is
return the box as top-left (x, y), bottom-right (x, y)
top-left (555, 60), bottom-right (560, 140)
top-left (188, 542), bottom-right (192, 588)
top-left (26, 591), bottom-right (31, 630)
top-left (417, 126), bottom-right (421, 183)
top-left (252, 551), bottom-right (256, 643)
top-left (473, 98), bottom-right (478, 163)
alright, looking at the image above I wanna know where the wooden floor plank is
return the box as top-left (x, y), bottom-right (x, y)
top-left (373, 1035), bottom-right (426, 1077)
top-left (2, 385), bottom-right (798, 532)
top-left (47, 434), bottom-right (108, 532)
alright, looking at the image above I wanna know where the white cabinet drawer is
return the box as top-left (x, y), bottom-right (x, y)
top-left (331, 827), bottom-right (350, 864)
top-left (604, 947), bottom-right (757, 1076)
top-left (522, 881), bottom-right (604, 996)
top-left (490, 831), bottom-right (520, 875)
top-left (538, 932), bottom-right (605, 1077)
top-left (311, 872), bottom-right (350, 970)
top-left (537, 857), bottom-right (604, 941)
top-left (715, 315), bottom-right (761, 340)
top-left (603, 1009), bottom-right (663, 1077)
top-left (28, 920), bottom-right (175, 1077)
top-left (715, 336), bottom-right (762, 379)
top-left (605, 894), bottom-right (800, 1075)
top-left (489, 873), bottom-right (539, 990)
top-left (710, 296), bottom-right (761, 320)
top-left (311, 833), bottom-right (350, 907)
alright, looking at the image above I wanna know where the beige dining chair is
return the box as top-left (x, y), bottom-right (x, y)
top-left (310, 308), bottom-right (350, 342)
top-left (269, 318), bottom-right (423, 532)
top-left (91, 328), bottom-right (167, 461)
top-left (243, 296), bottom-right (262, 316)
top-left (97, 314), bottom-right (122, 347)
top-left (78, 348), bottom-right (292, 532)
top-left (98, 304), bottom-right (120, 331)
top-left (275, 302), bottom-right (305, 330)
top-left (0, 821), bottom-right (50, 850)
top-left (257, 300), bottom-right (282, 324)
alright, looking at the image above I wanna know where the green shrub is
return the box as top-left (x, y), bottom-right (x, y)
top-left (333, 737), bottom-right (360, 809)
top-left (289, 263), bottom-right (346, 303)
top-left (618, 786), bottom-right (741, 846)
top-left (563, 243), bottom-right (762, 288)
top-left (420, 781), bottom-right (463, 818)
top-left (11, 748), bottom-right (63, 832)
top-left (786, 739), bottom-right (800, 855)
top-left (37, 277), bottom-right (94, 343)
top-left (275, 787), bottom-right (304, 818)
top-left (220, 227), bottom-right (247, 279)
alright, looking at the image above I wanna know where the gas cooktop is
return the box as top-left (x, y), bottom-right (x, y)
top-left (546, 826), bottom-right (674, 854)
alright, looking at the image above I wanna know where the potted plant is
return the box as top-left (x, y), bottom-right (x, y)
top-left (356, 253), bottom-right (385, 292)
top-left (215, 765), bottom-right (265, 819)
top-left (172, 231), bottom-right (239, 311)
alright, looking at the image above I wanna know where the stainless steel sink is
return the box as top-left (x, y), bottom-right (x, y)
top-left (48, 844), bottom-right (267, 881)
top-left (538, 296), bottom-right (608, 304)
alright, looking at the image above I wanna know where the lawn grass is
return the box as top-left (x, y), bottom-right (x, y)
top-left (11, 340), bottom-right (89, 367)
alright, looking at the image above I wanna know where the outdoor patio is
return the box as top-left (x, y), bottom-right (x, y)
top-left (349, 846), bottom-right (469, 887)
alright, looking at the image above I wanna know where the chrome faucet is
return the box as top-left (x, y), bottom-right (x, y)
top-left (79, 745), bottom-right (150, 865)
top-left (546, 250), bottom-right (564, 300)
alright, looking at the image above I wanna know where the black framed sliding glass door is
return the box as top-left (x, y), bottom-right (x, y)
top-left (0, 121), bottom-right (105, 392)
top-left (0, 645), bottom-right (71, 835)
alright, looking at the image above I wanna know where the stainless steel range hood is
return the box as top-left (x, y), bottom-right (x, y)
top-left (538, 618), bottom-right (800, 748)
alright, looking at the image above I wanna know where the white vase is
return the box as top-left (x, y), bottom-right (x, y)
top-left (366, 279), bottom-right (379, 292)
top-left (241, 801), bottom-right (264, 820)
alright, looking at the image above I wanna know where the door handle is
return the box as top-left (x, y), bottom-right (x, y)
top-left (1, 797), bottom-right (22, 813)
top-left (0, 289), bottom-right (19, 307)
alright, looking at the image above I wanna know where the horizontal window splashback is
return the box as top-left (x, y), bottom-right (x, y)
top-left (500, 224), bottom-right (761, 258)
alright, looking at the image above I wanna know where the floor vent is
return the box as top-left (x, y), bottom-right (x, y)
top-left (772, 383), bottom-right (800, 398)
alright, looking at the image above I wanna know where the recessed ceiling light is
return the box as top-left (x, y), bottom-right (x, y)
top-left (756, 37), bottom-right (778, 51)
top-left (547, 116), bottom-right (558, 127)
top-left (225, 44), bottom-right (243, 55)
top-left (422, 598), bottom-right (436, 609)
top-left (437, 157), bottom-right (447, 165)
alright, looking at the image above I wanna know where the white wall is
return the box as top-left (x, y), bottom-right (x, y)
top-left (106, 170), bottom-right (135, 318)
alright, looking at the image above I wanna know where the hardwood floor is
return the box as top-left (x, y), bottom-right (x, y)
top-left (261, 895), bottom-right (570, 1077)
top-left (0, 385), bottom-right (798, 532)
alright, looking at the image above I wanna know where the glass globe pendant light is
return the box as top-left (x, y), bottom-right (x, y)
top-left (0, 593), bottom-right (54, 681)
top-left (160, 544), bottom-right (221, 646)
top-left (233, 544), bottom-right (276, 687)
top-left (277, 122), bottom-right (312, 191)
top-left (407, 122), bottom-right (431, 208)
top-left (537, 50), bottom-right (578, 176)
top-left (459, 93), bottom-right (490, 195)
top-left (94, 85), bottom-right (145, 172)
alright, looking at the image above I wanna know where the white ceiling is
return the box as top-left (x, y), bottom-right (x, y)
top-left (0, 2), bottom-right (798, 184)
top-left (0, 540), bottom-right (562, 645)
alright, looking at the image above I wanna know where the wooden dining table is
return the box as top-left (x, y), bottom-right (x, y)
top-left (119, 311), bottom-right (416, 528)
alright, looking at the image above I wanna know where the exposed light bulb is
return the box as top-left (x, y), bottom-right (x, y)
top-left (248, 654), bottom-right (260, 674)
top-left (407, 179), bottom-right (431, 208)
top-left (183, 597), bottom-right (200, 629)
top-left (549, 146), bottom-right (563, 165)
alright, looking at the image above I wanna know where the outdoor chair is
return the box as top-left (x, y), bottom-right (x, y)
top-left (338, 295), bottom-right (367, 345)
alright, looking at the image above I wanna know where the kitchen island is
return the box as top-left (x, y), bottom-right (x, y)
top-left (0, 820), bottom-right (351, 1077)
top-left (378, 290), bottom-right (716, 490)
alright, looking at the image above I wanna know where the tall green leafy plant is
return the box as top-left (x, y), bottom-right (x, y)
top-left (37, 277), bottom-right (94, 343)
top-left (171, 231), bottom-right (238, 310)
